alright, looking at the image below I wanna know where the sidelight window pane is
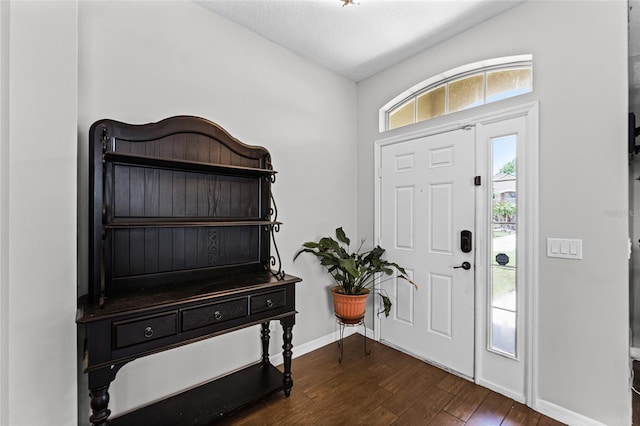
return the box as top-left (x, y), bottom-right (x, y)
top-left (492, 135), bottom-right (517, 176)
top-left (492, 267), bottom-right (516, 311)
top-left (491, 308), bottom-right (516, 355)
top-left (448, 74), bottom-right (484, 113)
top-left (492, 200), bottom-right (517, 225)
top-left (492, 228), bottom-right (516, 268)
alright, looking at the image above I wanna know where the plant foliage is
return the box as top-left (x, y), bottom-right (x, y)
top-left (493, 200), bottom-right (516, 222)
top-left (499, 158), bottom-right (516, 175)
top-left (294, 227), bottom-right (417, 317)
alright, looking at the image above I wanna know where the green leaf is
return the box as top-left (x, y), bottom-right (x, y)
top-left (335, 227), bottom-right (351, 245)
top-left (320, 257), bottom-right (339, 266)
top-left (388, 261), bottom-right (409, 276)
top-left (379, 294), bottom-right (392, 317)
top-left (302, 242), bottom-right (319, 249)
top-left (293, 248), bottom-right (315, 262)
top-left (339, 257), bottom-right (359, 278)
top-left (318, 237), bottom-right (335, 249)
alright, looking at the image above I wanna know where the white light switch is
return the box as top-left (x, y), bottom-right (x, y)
top-left (560, 242), bottom-right (569, 254)
top-left (546, 238), bottom-right (582, 260)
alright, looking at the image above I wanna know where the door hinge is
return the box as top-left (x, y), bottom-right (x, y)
top-left (474, 176), bottom-right (481, 186)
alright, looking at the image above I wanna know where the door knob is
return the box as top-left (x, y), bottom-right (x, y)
top-left (453, 261), bottom-right (471, 270)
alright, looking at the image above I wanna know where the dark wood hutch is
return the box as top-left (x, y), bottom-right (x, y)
top-left (76, 116), bottom-right (301, 425)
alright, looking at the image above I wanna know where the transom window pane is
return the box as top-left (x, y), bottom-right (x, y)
top-left (389, 98), bottom-right (415, 130)
top-left (448, 74), bottom-right (484, 113)
top-left (417, 85), bottom-right (446, 121)
top-left (490, 134), bottom-right (517, 358)
top-left (486, 68), bottom-right (532, 103)
top-left (383, 58), bottom-right (532, 131)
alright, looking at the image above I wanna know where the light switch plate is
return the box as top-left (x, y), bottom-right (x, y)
top-left (546, 238), bottom-right (582, 259)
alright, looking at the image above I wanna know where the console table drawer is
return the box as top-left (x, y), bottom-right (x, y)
top-left (251, 290), bottom-right (286, 314)
top-left (182, 298), bottom-right (248, 332)
top-left (114, 313), bottom-right (177, 349)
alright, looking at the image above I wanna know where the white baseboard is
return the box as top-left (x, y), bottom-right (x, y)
top-left (631, 346), bottom-right (640, 360)
top-left (270, 326), bottom-right (357, 366)
top-left (535, 399), bottom-right (608, 426)
top-left (475, 378), bottom-right (525, 404)
top-left (357, 327), bottom-right (376, 340)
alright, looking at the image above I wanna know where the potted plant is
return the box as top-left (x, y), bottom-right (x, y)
top-left (294, 227), bottom-right (417, 322)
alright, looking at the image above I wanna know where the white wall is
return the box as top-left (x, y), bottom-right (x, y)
top-left (0, 1), bottom-right (9, 424)
top-left (2, 1), bottom-right (79, 426)
top-left (357, 2), bottom-right (629, 425)
top-left (77, 0), bottom-right (357, 422)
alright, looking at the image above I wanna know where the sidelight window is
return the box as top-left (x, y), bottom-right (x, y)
top-left (489, 134), bottom-right (518, 357)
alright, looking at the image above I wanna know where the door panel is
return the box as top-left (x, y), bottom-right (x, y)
top-left (395, 186), bottom-right (414, 249)
top-left (395, 270), bottom-right (414, 324)
top-left (429, 183), bottom-right (453, 254)
top-left (379, 128), bottom-right (475, 378)
top-left (429, 273), bottom-right (453, 337)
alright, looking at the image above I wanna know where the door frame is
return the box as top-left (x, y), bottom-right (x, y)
top-left (373, 101), bottom-right (539, 406)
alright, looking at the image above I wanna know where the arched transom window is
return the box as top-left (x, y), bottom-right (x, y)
top-left (381, 55), bottom-right (533, 131)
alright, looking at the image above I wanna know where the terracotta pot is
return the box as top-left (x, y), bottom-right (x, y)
top-left (330, 286), bottom-right (369, 322)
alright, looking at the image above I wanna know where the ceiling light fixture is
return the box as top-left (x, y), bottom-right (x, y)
top-left (341, 0), bottom-right (359, 6)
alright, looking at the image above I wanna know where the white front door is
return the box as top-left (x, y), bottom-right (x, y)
top-left (378, 128), bottom-right (476, 378)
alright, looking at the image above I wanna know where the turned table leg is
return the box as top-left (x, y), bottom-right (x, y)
top-left (89, 385), bottom-right (110, 426)
top-left (280, 315), bottom-right (295, 397)
top-left (260, 321), bottom-right (270, 366)
top-left (87, 363), bottom-right (126, 426)
top-left (88, 367), bottom-right (115, 426)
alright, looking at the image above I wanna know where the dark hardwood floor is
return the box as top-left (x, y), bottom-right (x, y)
top-left (219, 334), bottom-right (565, 425)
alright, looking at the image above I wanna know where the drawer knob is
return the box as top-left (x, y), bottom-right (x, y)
top-left (266, 299), bottom-right (274, 308)
top-left (144, 326), bottom-right (154, 338)
top-left (213, 310), bottom-right (222, 321)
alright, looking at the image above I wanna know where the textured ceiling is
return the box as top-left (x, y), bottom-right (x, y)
top-left (197, 0), bottom-right (524, 82)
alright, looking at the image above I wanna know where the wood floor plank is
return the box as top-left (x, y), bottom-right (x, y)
top-left (351, 405), bottom-right (398, 425)
top-left (378, 358), bottom-right (428, 394)
top-left (511, 401), bottom-right (542, 420)
top-left (443, 380), bottom-right (490, 421)
top-left (392, 387), bottom-right (455, 425)
top-left (464, 390), bottom-right (513, 426)
top-left (381, 370), bottom-right (441, 417)
top-left (537, 415), bottom-right (568, 426)
top-left (427, 411), bottom-right (465, 425)
top-left (501, 406), bottom-right (539, 426)
top-left (438, 372), bottom-right (470, 395)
